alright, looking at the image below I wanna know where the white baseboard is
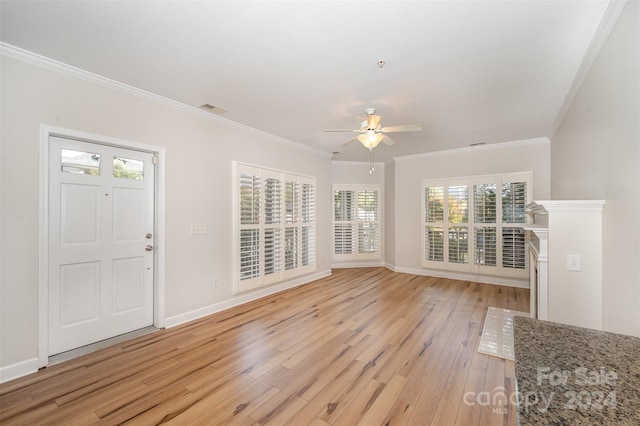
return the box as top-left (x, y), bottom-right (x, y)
top-left (331, 261), bottom-right (386, 269)
top-left (164, 269), bottom-right (332, 328)
top-left (0, 357), bottom-right (39, 384)
top-left (387, 265), bottom-right (529, 288)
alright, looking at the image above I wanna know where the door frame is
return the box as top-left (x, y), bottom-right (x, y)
top-left (38, 125), bottom-right (166, 368)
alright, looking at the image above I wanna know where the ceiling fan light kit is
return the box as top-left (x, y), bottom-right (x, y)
top-left (357, 131), bottom-right (384, 150)
top-left (324, 107), bottom-right (422, 173)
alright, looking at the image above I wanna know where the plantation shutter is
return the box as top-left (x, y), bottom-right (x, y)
top-left (301, 181), bottom-right (315, 267)
top-left (473, 183), bottom-right (497, 267)
top-left (422, 172), bottom-right (531, 279)
top-left (358, 191), bottom-right (379, 254)
top-left (263, 176), bottom-right (281, 278)
top-left (501, 180), bottom-right (527, 270)
top-left (334, 190), bottom-right (355, 255)
top-left (235, 163), bottom-right (315, 293)
top-left (239, 170), bottom-right (261, 281)
top-left (284, 179), bottom-right (299, 271)
top-left (333, 185), bottom-right (381, 261)
top-left (447, 184), bottom-right (469, 264)
top-left (502, 227), bottom-right (526, 269)
top-left (424, 186), bottom-right (445, 263)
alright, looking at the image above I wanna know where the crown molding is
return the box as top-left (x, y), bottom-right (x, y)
top-left (0, 42), bottom-right (331, 158)
top-left (330, 160), bottom-right (385, 167)
top-left (394, 137), bottom-right (550, 162)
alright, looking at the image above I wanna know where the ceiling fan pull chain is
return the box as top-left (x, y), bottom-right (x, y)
top-left (369, 149), bottom-right (375, 174)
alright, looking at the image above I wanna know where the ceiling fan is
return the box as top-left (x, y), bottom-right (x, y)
top-left (325, 108), bottom-right (422, 150)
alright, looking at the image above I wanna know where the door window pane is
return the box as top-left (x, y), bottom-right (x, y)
top-left (61, 149), bottom-right (100, 175)
top-left (113, 157), bottom-right (144, 180)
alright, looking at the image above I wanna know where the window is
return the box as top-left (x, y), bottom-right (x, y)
top-left (113, 157), bottom-right (144, 180)
top-left (422, 172), bottom-right (531, 278)
top-left (333, 185), bottom-right (381, 261)
top-left (235, 164), bottom-right (315, 293)
top-left (61, 149), bottom-right (100, 175)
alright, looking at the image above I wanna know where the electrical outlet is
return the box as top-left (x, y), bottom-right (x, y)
top-left (212, 277), bottom-right (219, 288)
top-left (567, 255), bottom-right (581, 272)
top-left (190, 224), bottom-right (208, 235)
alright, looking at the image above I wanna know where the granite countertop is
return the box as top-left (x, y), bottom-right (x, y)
top-left (513, 316), bottom-right (640, 425)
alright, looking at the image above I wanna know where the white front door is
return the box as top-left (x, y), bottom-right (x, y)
top-left (48, 136), bottom-right (155, 355)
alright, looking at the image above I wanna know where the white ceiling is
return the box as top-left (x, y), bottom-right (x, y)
top-left (1, 1), bottom-right (611, 161)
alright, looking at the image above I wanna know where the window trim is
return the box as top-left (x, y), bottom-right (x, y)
top-left (421, 172), bottom-right (532, 278)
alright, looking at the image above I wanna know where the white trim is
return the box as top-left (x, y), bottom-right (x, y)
top-left (394, 137), bottom-right (549, 162)
top-left (165, 269), bottom-right (331, 328)
top-left (528, 200), bottom-right (606, 212)
top-left (386, 265), bottom-right (529, 289)
top-left (0, 42), bottom-right (330, 159)
top-left (330, 160), bottom-right (385, 168)
top-left (550, 0), bottom-right (628, 136)
top-left (331, 261), bottom-right (386, 269)
top-left (38, 125), bottom-right (166, 368)
top-left (0, 358), bottom-right (39, 384)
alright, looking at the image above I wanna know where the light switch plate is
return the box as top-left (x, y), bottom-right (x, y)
top-left (190, 224), bottom-right (208, 235)
top-left (567, 254), bottom-right (581, 272)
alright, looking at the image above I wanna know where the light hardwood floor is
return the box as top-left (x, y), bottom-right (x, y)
top-left (0, 268), bottom-right (529, 425)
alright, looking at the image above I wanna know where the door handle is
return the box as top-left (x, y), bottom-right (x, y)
top-left (145, 245), bottom-right (154, 252)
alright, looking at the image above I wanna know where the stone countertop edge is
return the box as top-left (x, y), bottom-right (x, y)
top-left (513, 316), bottom-right (640, 425)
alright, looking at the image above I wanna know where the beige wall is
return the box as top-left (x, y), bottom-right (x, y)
top-left (0, 55), bottom-right (332, 373)
top-left (384, 161), bottom-right (396, 267)
top-left (550, 1), bottom-right (640, 336)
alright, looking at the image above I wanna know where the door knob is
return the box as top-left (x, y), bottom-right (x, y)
top-left (145, 245), bottom-right (154, 252)
top-left (146, 233), bottom-right (153, 239)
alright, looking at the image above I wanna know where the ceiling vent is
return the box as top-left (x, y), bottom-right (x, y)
top-left (199, 103), bottom-right (227, 115)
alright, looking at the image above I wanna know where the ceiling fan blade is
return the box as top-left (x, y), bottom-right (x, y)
top-left (324, 129), bottom-right (364, 133)
top-left (380, 124), bottom-right (422, 133)
top-left (367, 114), bottom-right (382, 129)
top-left (382, 135), bottom-right (396, 146)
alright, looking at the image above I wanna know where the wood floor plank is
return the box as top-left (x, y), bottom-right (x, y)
top-left (0, 267), bottom-right (528, 425)
top-left (283, 360), bottom-right (366, 425)
top-left (479, 356), bottom-right (509, 426)
top-left (356, 374), bottom-right (408, 426)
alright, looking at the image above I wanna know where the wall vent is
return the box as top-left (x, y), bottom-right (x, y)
top-left (199, 103), bottom-right (227, 115)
